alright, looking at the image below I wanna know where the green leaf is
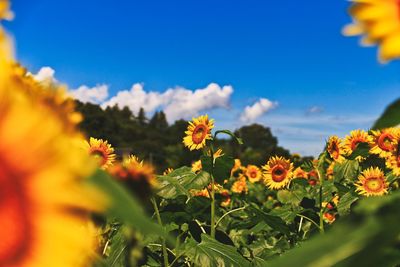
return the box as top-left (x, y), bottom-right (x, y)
top-left (214, 130), bottom-right (244, 145)
top-left (183, 234), bottom-right (251, 267)
top-left (201, 155), bottom-right (234, 184)
top-left (372, 98), bottom-right (400, 130)
top-left (333, 160), bottom-right (359, 182)
top-left (337, 191), bottom-right (359, 216)
top-left (348, 143), bottom-right (370, 160)
top-left (248, 205), bottom-right (290, 235)
top-left (156, 167), bottom-right (210, 199)
top-left (105, 226), bottom-right (129, 267)
top-left (87, 170), bottom-right (167, 238)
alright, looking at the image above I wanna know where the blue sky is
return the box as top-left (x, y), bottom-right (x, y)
top-left (4, 0), bottom-right (400, 156)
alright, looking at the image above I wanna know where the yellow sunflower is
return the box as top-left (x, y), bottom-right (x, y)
top-left (163, 167), bottom-right (174, 175)
top-left (84, 137), bottom-right (116, 169)
top-left (231, 176), bottom-right (248, 194)
top-left (183, 115), bottom-right (214, 150)
top-left (343, 130), bottom-right (372, 161)
top-left (109, 155), bottom-right (156, 200)
top-left (245, 165), bottom-right (262, 183)
top-left (370, 128), bottom-right (399, 158)
top-left (355, 167), bottom-right (388, 196)
top-left (262, 156), bottom-right (294, 190)
top-left (0, 20), bottom-right (103, 267)
top-left (386, 147), bottom-right (400, 176)
top-left (191, 159), bottom-right (202, 173)
top-left (327, 135), bottom-right (345, 163)
top-left (293, 167), bottom-right (308, 179)
top-left (343, 0), bottom-right (400, 63)
top-left (220, 189), bottom-right (231, 207)
top-left (326, 162), bottom-right (335, 180)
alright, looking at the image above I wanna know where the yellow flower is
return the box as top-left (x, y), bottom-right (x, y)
top-left (109, 155), bottom-right (157, 200)
top-left (386, 147), bottom-right (400, 176)
top-left (326, 162), bottom-right (335, 180)
top-left (0, 0), bottom-right (13, 20)
top-left (327, 135), bottom-right (345, 163)
top-left (163, 167), bottom-right (174, 175)
top-left (343, 0), bottom-right (400, 63)
top-left (231, 158), bottom-right (242, 175)
top-left (343, 130), bottom-right (372, 161)
top-left (245, 165), bottom-right (262, 183)
top-left (191, 159), bottom-right (202, 173)
top-left (231, 176), bottom-right (248, 194)
top-left (370, 128), bottom-right (399, 158)
top-left (84, 137), bottom-right (116, 170)
top-left (355, 167), bottom-right (388, 197)
top-left (262, 156), bottom-right (294, 190)
top-left (293, 167), bottom-right (308, 179)
top-left (0, 29), bottom-right (103, 267)
top-left (220, 189), bottom-right (231, 207)
top-left (183, 115), bottom-right (214, 150)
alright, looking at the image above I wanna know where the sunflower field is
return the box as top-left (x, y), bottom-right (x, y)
top-left (2, 0), bottom-right (400, 266)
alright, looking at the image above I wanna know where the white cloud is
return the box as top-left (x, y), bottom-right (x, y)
top-left (101, 82), bottom-right (233, 121)
top-left (70, 84), bottom-right (109, 104)
top-left (306, 106), bottom-right (324, 115)
top-left (240, 98), bottom-right (278, 123)
top-left (31, 66), bottom-right (57, 83)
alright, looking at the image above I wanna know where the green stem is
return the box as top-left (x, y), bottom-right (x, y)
top-left (318, 185), bottom-right (325, 234)
top-left (296, 214), bottom-right (320, 230)
top-left (151, 198), bottom-right (169, 267)
top-left (215, 206), bottom-right (246, 228)
top-left (209, 144), bottom-right (216, 239)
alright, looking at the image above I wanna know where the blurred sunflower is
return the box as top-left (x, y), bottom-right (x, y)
top-left (84, 137), bottom-right (116, 170)
top-left (183, 115), bottom-right (214, 150)
top-left (293, 167), bottom-right (308, 179)
top-left (219, 189), bottom-right (231, 207)
top-left (343, 130), bottom-right (372, 161)
top-left (163, 167), bottom-right (174, 175)
top-left (231, 176), bottom-right (248, 194)
top-left (343, 0), bottom-right (400, 62)
top-left (109, 155), bottom-right (156, 201)
top-left (370, 128), bottom-right (399, 158)
top-left (355, 167), bottom-right (388, 196)
top-left (262, 156), bottom-right (294, 190)
top-left (245, 165), bottom-right (262, 183)
top-left (326, 162), bottom-right (335, 180)
top-left (231, 158), bottom-right (242, 175)
top-left (327, 135), bottom-right (345, 163)
top-left (323, 213), bottom-right (336, 224)
top-left (191, 160), bottom-right (202, 173)
top-left (386, 147), bottom-right (400, 176)
top-left (0, 14), bottom-right (103, 267)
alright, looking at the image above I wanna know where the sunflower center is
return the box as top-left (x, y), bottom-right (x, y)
top-left (0, 163), bottom-right (31, 266)
top-left (271, 165), bottom-right (287, 182)
top-left (364, 177), bottom-right (384, 192)
top-left (377, 133), bottom-right (394, 151)
top-left (90, 148), bottom-right (108, 166)
top-left (249, 170), bottom-right (257, 178)
top-left (192, 124), bottom-right (208, 144)
top-left (330, 142), bottom-right (339, 158)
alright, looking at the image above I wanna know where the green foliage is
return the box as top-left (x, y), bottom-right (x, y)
top-left (182, 234), bottom-right (251, 267)
top-left (156, 167), bottom-right (210, 199)
top-left (201, 155), bottom-right (234, 184)
top-left (372, 98), bottom-right (400, 130)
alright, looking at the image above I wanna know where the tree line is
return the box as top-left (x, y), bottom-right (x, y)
top-left (75, 101), bottom-right (309, 172)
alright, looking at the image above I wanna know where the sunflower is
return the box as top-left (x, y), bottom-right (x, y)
top-left (327, 136), bottom-right (345, 163)
top-left (355, 167), bottom-right (388, 196)
top-left (370, 128), bottom-right (399, 158)
top-left (326, 162), bottom-right (335, 180)
top-left (245, 165), bottom-right (262, 183)
top-left (219, 189), bottom-right (231, 207)
top-left (109, 155), bottom-right (156, 200)
top-left (84, 137), bottom-right (116, 169)
top-left (386, 147), bottom-right (400, 176)
top-left (262, 156), bottom-right (294, 190)
top-left (231, 176), bottom-right (248, 194)
top-left (293, 167), bottom-right (308, 179)
top-left (163, 168), bottom-right (174, 175)
top-left (0, 22), bottom-right (103, 267)
top-left (191, 160), bottom-right (202, 173)
top-left (343, 0), bottom-right (400, 63)
top-left (343, 130), bottom-right (372, 161)
top-left (323, 213), bottom-right (336, 224)
top-left (183, 115), bottom-right (214, 150)
top-left (231, 158), bottom-right (242, 176)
